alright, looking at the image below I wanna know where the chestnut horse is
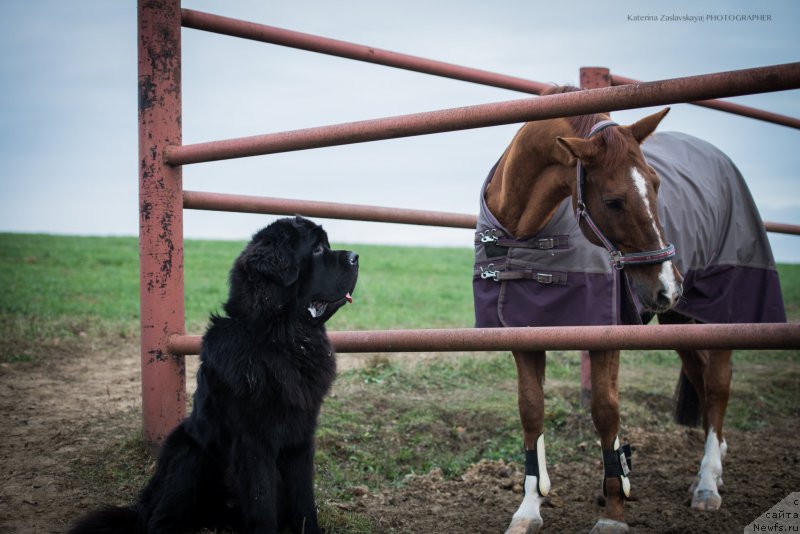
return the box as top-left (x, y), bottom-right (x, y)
top-left (473, 88), bottom-right (785, 533)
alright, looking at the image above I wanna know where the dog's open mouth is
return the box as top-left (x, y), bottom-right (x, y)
top-left (307, 292), bottom-right (353, 319)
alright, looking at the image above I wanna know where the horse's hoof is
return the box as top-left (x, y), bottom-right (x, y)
top-left (504, 516), bottom-right (543, 534)
top-left (691, 489), bottom-right (722, 511)
top-left (589, 518), bottom-right (630, 534)
top-left (689, 475), bottom-right (723, 493)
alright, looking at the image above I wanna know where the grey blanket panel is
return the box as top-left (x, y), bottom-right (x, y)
top-left (646, 131), bottom-right (776, 272)
top-left (475, 175), bottom-right (611, 276)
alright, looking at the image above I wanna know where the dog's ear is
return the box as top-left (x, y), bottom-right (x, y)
top-left (244, 242), bottom-right (299, 287)
top-left (224, 221), bottom-right (302, 320)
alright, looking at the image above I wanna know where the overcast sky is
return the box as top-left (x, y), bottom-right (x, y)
top-left (1, 1), bottom-right (798, 261)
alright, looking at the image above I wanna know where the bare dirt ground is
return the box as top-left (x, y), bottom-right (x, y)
top-left (1, 343), bottom-right (798, 533)
top-left (352, 426), bottom-right (800, 533)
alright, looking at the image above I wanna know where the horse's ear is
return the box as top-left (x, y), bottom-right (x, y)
top-left (627, 108), bottom-right (670, 144)
top-left (555, 136), bottom-right (599, 166)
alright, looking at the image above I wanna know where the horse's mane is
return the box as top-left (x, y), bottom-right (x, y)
top-left (540, 85), bottom-right (628, 167)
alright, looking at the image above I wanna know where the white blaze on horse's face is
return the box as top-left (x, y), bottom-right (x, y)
top-left (629, 166), bottom-right (663, 248)
top-left (630, 165), bottom-right (682, 310)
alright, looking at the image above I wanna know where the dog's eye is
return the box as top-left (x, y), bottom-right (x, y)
top-left (604, 199), bottom-right (624, 212)
top-left (313, 243), bottom-right (325, 255)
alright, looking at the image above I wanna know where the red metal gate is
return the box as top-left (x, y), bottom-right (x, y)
top-left (138, 0), bottom-right (800, 449)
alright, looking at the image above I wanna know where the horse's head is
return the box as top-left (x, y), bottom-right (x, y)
top-left (555, 109), bottom-right (683, 313)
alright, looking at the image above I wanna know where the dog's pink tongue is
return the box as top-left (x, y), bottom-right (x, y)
top-left (345, 292), bottom-right (353, 304)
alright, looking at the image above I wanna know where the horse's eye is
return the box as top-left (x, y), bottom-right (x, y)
top-left (313, 243), bottom-right (325, 255)
top-left (604, 199), bottom-right (624, 212)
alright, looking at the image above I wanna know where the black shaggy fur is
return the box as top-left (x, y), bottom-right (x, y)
top-left (70, 217), bottom-right (358, 534)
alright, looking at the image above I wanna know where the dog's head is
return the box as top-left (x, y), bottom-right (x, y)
top-left (225, 217), bottom-right (359, 325)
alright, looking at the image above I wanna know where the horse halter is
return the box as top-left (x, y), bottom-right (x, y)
top-left (574, 120), bottom-right (676, 270)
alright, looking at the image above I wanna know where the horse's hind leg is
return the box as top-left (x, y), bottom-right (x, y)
top-left (669, 338), bottom-right (732, 512)
top-left (506, 350), bottom-right (548, 534)
top-left (685, 348), bottom-right (732, 511)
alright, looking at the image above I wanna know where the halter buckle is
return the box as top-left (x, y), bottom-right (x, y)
top-left (611, 251), bottom-right (624, 270)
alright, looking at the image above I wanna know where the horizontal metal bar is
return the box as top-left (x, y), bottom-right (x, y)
top-left (183, 9), bottom-right (800, 134)
top-left (183, 190), bottom-right (477, 228)
top-left (181, 9), bottom-right (549, 96)
top-left (166, 62), bottom-right (800, 166)
top-left (764, 221), bottom-right (800, 236)
top-left (183, 10), bottom-right (799, 134)
top-left (184, 190), bottom-right (800, 237)
top-left (169, 323), bottom-right (800, 356)
top-left (611, 74), bottom-right (800, 129)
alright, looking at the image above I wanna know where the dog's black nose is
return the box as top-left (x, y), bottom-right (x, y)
top-left (347, 252), bottom-right (359, 266)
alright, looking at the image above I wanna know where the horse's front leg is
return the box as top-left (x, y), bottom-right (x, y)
top-left (589, 349), bottom-right (630, 534)
top-left (506, 350), bottom-right (549, 534)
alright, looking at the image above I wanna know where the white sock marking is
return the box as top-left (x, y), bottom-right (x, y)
top-left (697, 430), bottom-right (723, 494)
top-left (513, 476), bottom-right (544, 521)
top-left (535, 434), bottom-right (550, 496)
top-left (513, 434), bottom-right (549, 524)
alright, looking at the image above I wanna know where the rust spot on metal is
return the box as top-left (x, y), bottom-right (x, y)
top-left (148, 348), bottom-right (169, 363)
top-left (138, 76), bottom-right (156, 111)
top-left (160, 210), bottom-right (173, 234)
top-left (143, 0), bottom-right (165, 9)
top-left (141, 200), bottom-right (153, 221)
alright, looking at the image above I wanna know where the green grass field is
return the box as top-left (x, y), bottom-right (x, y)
top-left (3, 232), bottom-right (798, 336)
top-left (0, 233), bottom-right (475, 338)
top-left (1, 233), bottom-right (798, 532)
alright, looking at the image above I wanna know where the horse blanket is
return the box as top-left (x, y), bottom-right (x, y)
top-left (473, 131), bottom-right (786, 327)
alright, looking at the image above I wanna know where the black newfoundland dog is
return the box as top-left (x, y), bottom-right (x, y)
top-left (71, 216), bottom-right (358, 534)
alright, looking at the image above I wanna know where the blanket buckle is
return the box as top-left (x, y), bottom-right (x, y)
top-left (479, 229), bottom-right (499, 244)
top-left (480, 264), bottom-right (500, 281)
top-left (537, 238), bottom-right (555, 250)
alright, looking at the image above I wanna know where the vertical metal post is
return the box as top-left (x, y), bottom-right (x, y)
top-left (580, 66), bottom-right (611, 92)
top-left (578, 67), bottom-right (611, 408)
top-left (138, 0), bottom-right (186, 453)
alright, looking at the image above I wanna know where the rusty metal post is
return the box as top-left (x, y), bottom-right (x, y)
top-left (578, 67), bottom-right (612, 407)
top-left (138, 0), bottom-right (186, 453)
